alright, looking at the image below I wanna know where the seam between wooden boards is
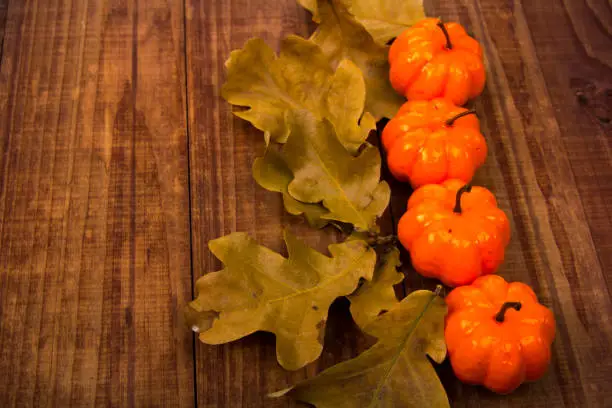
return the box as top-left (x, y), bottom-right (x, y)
top-left (181, 0), bottom-right (198, 406)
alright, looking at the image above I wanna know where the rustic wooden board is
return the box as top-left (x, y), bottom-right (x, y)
top-left (184, 2), bottom-right (376, 407)
top-left (0, 1), bottom-right (193, 407)
top-left (185, 0), bottom-right (612, 407)
top-left (0, 0), bottom-right (7, 51)
top-left (1, 0), bottom-right (611, 406)
top-left (427, 1), bottom-right (612, 406)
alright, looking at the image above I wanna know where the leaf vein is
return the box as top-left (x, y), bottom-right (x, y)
top-left (367, 292), bottom-right (439, 408)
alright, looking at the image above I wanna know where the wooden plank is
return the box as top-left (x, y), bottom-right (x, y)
top-left (184, 1), bottom-right (399, 406)
top-left (187, 0), bottom-right (612, 406)
top-left (0, 0), bottom-right (7, 54)
top-left (0, 0), bottom-right (193, 407)
top-left (385, 0), bottom-right (612, 406)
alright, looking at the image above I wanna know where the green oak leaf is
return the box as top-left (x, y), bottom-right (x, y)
top-left (187, 230), bottom-right (376, 371)
top-left (271, 288), bottom-right (449, 407)
top-left (222, 35), bottom-right (373, 151)
top-left (306, 0), bottom-right (405, 119)
top-left (347, 0), bottom-right (426, 46)
top-left (348, 247), bottom-right (404, 330)
top-left (283, 110), bottom-right (390, 232)
top-left (252, 147), bottom-right (330, 228)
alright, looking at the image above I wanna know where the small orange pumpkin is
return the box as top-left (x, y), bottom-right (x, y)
top-left (445, 275), bottom-right (556, 394)
top-left (389, 18), bottom-right (486, 106)
top-left (397, 180), bottom-right (510, 287)
top-left (382, 98), bottom-right (487, 188)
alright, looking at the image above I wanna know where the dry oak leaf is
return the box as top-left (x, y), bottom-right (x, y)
top-left (282, 110), bottom-right (390, 232)
top-left (187, 230), bottom-right (376, 370)
top-left (272, 288), bottom-right (449, 407)
top-left (348, 247), bottom-right (404, 330)
top-left (299, 0), bottom-right (425, 46)
top-left (346, 0), bottom-right (425, 46)
top-left (303, 0), bottom-right (406, 119)
top-left (253, 146), bottom-right (330, 228)
top-left (222, 35), bottom-right (374, 152)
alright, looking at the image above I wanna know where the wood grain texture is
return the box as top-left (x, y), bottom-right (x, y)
top-left (0, 0), bottom-right (7, 57)
top-left (423, 0), bottom-right (612, 406)
top-left (2, 0), bottom-right (612, 406)
top-left (184, 1), bottom-right (395, 407)
top-left (187, 2), bottom-right (343, 407)
top-left (0, 0), bottom-right (193, 407)
top-left (186, 0), bottom-right (612, 407)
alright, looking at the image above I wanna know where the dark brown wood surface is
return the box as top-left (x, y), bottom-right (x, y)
top-left (1, 0), bottom-right (611, 407)
top-left (0, 0), bottom-right (193, 407)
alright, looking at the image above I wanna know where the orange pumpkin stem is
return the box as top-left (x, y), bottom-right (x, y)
top-left (453, 184), bottom-right (472, 214)
top-left (494, 301), bottom-right (522, 323)
top-left (445, 110), bottom-right (477, 127)
top-left (437, 21), bottom-right (453, 50)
